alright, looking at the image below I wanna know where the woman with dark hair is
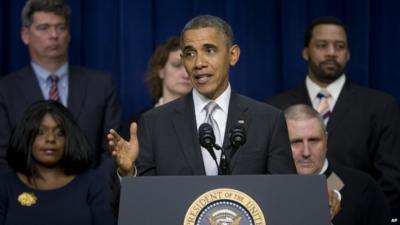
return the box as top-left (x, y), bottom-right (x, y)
top-left (0, 100), bottom-right (116, 225)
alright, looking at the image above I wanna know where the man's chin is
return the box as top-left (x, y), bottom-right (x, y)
top-left (297, 165), bottom-right (317, 175)
top-left (316, 70), bottom-right (343, 83)
top-left (320, 75), bottom-right (342, 83)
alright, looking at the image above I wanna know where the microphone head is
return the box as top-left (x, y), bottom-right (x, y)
top-left (198, 123), bottom-right (215, 149)
top-left (229, 125), bottom-right (246, 148)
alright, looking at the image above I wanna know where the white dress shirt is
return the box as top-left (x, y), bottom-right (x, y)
top-left (31, 62), bottom-right (69, 106)
top-left (306, 74), bottom-right (346, 111)
top-left (192, 84), bottom-right (231, 175)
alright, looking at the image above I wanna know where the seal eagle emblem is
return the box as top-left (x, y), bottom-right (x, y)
top-left (183, 188), bottom-right (266, 225)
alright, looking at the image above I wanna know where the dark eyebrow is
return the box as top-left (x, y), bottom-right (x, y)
top-left (290, 138), bottom-right (302, 143)
top-left (309, 137), bottom-right (321, 141)
top-left (334, 41), bottom-right (346, 45)
top-left (203, 43), bottom-right (217, 49)
top-left (182, 45), bottom-right (195, 52)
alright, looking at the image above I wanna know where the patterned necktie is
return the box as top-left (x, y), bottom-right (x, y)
top-left (316, 89), bottom-right (331, 125)
top-left (202, 101), bottom-right (222, 175)
top-left (48, 74), bottom-right (60, 102)
top-left (204, 101), bottom-right (222, 147)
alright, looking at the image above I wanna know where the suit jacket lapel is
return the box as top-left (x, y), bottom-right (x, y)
top-left (295, 83), bottom-right (313, 105)
top-left (172, 93), bottom-right (205, 174)
top-left (18, 66), bottom-right (44, 104)
top-left (67, 66), bottom-right (86, 118)
top-left (297, 80), bottom-right (354, 132)
top-left (224, 92), bottom-right (250, 171)
top-left (327, 80), bottom-right (354, 132)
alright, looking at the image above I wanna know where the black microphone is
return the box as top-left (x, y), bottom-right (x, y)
top-left (199, 123), bottom-right (228, 175)
top-left (198, 123), bottom-right (217, 161)
top-left (229, 125), bottom-right (246, 149)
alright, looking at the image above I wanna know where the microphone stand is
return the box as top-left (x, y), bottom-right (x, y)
top-left (214, 144), bottom-right (230, 175)
top-left (199, 123), bottom-right (245, 176)
top-left (219, 150), bottom-right (230, 175)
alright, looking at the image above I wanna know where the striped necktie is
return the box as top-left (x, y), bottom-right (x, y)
top-left (204, 101), bottom-right (222, 147)
top-left (316, 89), bottom-right (331, 125)
top-left (202, 101), bottom-right (222, 175)
top-left (48, 74), bottom-right (60, 102)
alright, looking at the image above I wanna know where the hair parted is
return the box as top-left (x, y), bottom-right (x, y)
top-left (21, 0), bottom-right (71, 27)
top-left (284, 104), bottom-right (326, 132)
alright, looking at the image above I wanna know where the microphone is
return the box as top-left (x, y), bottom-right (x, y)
top-left (229, 125), bottom-right (246, 149)
top-left (198, 123), bottom-right (217, 161)
top-left (199, 123), bottom-right (229, 175)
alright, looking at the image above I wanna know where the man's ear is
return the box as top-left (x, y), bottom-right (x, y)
top-left (229, 44), bottom-right (240, 66)
top-left (302, 47), bottom-right (309, 61)
top-left (21, 27), bottom-right (30, 45)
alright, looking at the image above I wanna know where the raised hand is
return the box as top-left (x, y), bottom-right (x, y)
top-left (108, 122), bottom-right (139, 176)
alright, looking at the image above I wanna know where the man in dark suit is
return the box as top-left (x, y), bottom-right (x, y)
top-left (0, 0), bottom-right (122, 176)
top-left (267, 17), bottom-right (400, 222)
top-left (108, 15), bottom-right (296, 177)
top-left (285, 104), bottom-right (391, 225)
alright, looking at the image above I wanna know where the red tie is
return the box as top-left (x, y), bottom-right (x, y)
top-left (48, 74), bottom-right (60, 102)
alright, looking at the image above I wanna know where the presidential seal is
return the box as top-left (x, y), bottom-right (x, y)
top-left (183, 188), bottom-right (266, 225)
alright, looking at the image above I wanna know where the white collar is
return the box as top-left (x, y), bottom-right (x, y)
top-left (154, 97), bottom-right (164, 107)
top-left (193, 84), bottom-right (231, 117)
top-left (31, 62), bottom-right (68, 82)
top-left (318, 159), bottom-right (329, 175)
top-left (306, 75), bottom-right (346, 101)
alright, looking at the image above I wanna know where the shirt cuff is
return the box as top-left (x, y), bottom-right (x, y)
top-left (117, 166), bottom-right (137, 181)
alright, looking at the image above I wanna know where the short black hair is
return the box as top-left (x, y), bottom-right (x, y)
top-left (304, 16), bottom-right (347, 47)
top-left (21, 0), bottom-right (71, 27)
top-left (181, 15), bottom-right (234, 47)
top-left (7, 100), bottom-right (95, 178)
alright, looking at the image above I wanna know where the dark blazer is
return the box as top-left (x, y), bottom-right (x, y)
top-left (136, 91), bottom-right (296, 175)
top-left (326, 164), bottom-right (391, 225)
top-left (0, 65), bottom-right (122, 172)
top-left (266, 80), bottom-right (400, 219)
